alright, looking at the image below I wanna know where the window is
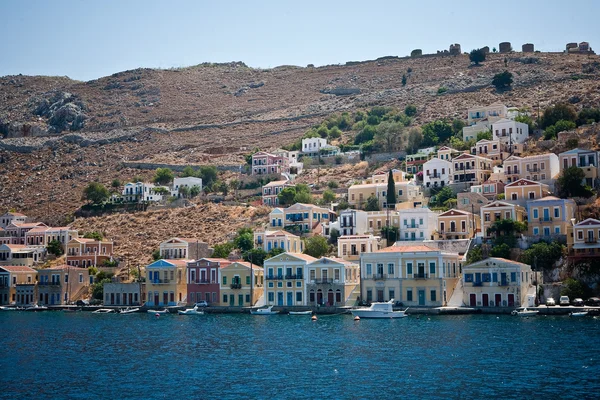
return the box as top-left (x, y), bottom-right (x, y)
top-left (533, 227), bottom-right (539, 235)
top-left (268, 292), bottom-right (274, 302)
top-left (268, 282), bottom-right (274, 288)
top-left (296, 292), bottom-right (302, 302)
top-left (296, 281), bottom-right (301, 287)
top-left (406, 262), bottom-right (413, 275)
top-left (389, 289), bottom-right (395, 300)
top-left (429, 262), bottom-right (436, 275)
top-left (246, 276), bottom-right (251, 285)
top-left (533, 209), bottom-right (538, 219)
top-left (223, 294), bottom-right (228, 303)
top-left (554, 208), bottom-right (560, 218)
top-left (366, 289), bottom-right (373, 302)
top-left (511, 193), bottom-right (517, 200)
top-left (388, 263), bottom-right (394, 275)
top-left (482, 273), bottom-right (491, 282)
top-left (222, 276), bottom-right (227, 285)
top-left (555, 226), bottom-right (561, 234)
top-left (430, 290), bottom-right (436, 302)
top-left (246, 294), bottom-right (250, 303)
top-left (492, 273), bottom-right (497, 282)
top-left (406, 289), bottom-right (413, 302)
top-left (366, 264), bottom-right (372, 276)
top-left (464, 273), bottom-right (473, 282)
top-left (577, 230), bottom-right (583, 240)
top-left (510, 272), bottom-right (517, 282)
top-left (287, 282), bottom-right (292, 288)
top-left (79, 274), bottom-right (83, 283)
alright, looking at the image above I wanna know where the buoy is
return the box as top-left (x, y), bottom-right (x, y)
top-left (312, 315), bottom-right (318, 321)
top-left (155, 313), bottom-right (160, 317)
top-left (354, 316), bottom-right (360, 321)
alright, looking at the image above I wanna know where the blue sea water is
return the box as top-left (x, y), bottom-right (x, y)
top-left (1, 312), bottom-right (599, 399)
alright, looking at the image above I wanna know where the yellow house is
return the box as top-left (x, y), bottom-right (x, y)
top-left (145, 259), bottom-right (189, 306)
top-left (558, 148), bottom-right (599, 187)
top-left (306, 257), bottom-right (361, 306)
top-left (254, 230), bottom-right (303, 253)
top-left (480, 201), bottom-right (526, 238)
top-left (337, 234), bottom-right (382, 261)
top-left (368, 169), bottom-right (406, 184)
top-left (504, 179), bottom-right (550, 203)
top-left (263, 252), bottom-right (316, 306)
top-left (437, 209), bottom-right (480, 240)
top-left (37, 265), bottom-right (89, 306)
top-left (348, 182), bottom-right (423, 209)
top-left (267, 203), bottom-right (333, 234)
top-left (437, 146), bottom-right (461, 161)
top-left (452, 153), bottom-right (492, 184)
top-left (0, 265), bottom-right (37, 305)
top-left (568, 218), bottom-right (600, 259)
top-left (503, 153), bottom-right (560, 183)
top-left (360, 244), bottom-right (462, 306)
top-left (219, 261), bottom-right (264, 307)
top-left (526, 196), bottom-right (576, 237)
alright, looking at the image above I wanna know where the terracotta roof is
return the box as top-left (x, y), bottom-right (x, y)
top-left (198, 258), bottom-right (230, 263)
top-left (439, 209), bottom-right (471, 217)
top-left (265, 230), bottom-right (297, 237)
top-left (175, 238), bottom-right (205, 243)
top-left (71, 238), bottom-right (96, 243)
top-left (3, 244), bottom-right (26, 250)
top-left (284, 253), bottom-right (318, 262)
top-left (163, 259), bottom-right (192, 267)
top-left (534, 196), bottom-right (562, 201)
top-left (506, 179), bottom-right (541, 187)
top-left (4, 212), bottom-right (26, 217)
top-left (13, 222), bottom-right (47, 228)
top-left (376, 245), bottom-right (438, 253)
top-left (264, 180), bottom-right (289, 187)
top-left (0, 266), bottom-right (36, 273)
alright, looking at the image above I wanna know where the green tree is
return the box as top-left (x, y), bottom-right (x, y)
top-left (181, 166), bottom-right (197, 177)
top-left (294, 191), bottom-right (313, 204)
top-left (466, 245), bottom-right (483, 264)
top-left (422, 120), bottom-right (453, 146)
top-left (327, 181), bottom-right (339, 189)
top-left (322, 189), bottom-right (336, 204)
top-left (234, 232), bottom-right (254, 252)
top-left (386, 170), bottom-right (396, 209)
top-left (83, 231), bottom-right (103, 241)
top-left (111, 179), bottom-right (121, 191)
top-left (492, 70), bottom-right (513, 90)
top-left (178, 186), bottom-right (190, 198)
top-left (328, 228), bottom-right (340, 245)
top-left (401, 74), bottom-right (407, 86)
top-left (83, 182), bottom-right (110, 205)
top-left (452, 119), bottom-right (465, 135)
top-left (199, 165), bottom-right (218, 187)
top-left (561, 278), bottom-right (591, 299)
top-left (153, 168), bottom-right (174, 185)
top-left (278, 187), bottom-right (297, 205)
top-left (404, 104), bottom-right (417, 117)
top-left (556, 166), bottom-right (594, 198)
top-left (541, 103), bottom-right (577, 129)
top-left (375, 121), bottom-right (404, 152)
top-left (267, 247), bottom-right (286, 258)
top-left (576, 107), bottom-right (600, 126)
top-left (429, 186), bottom-right (455, 208)
top-left (212, 242), bottom-right (235, 259)
top-left (152, 249), bottom-right (161, 261)
top-left (364, 195), bottom-right (380, 211)
top-left (47, 240), bottom-right (64, 256)
top-left (490, 243), bottom-right (511, 258)
top-left (406, 127), bottom-right (423, 154)
top-left (243, 248), bottom-right (268, 266)
top-left (190, 185), bottom-right (202, 197)
top-left (381, 226), bottom-right (399, 243)
top-left (354, 125), bottom-right (377, 145)
top-left (521, 241), bottom-right (565, 270)
top-left (476, 130), bottom-right (493, 141)
top-left (303, 236), bottom-right (329, 258)
top-left (469, 48), bottom-right (486, 65)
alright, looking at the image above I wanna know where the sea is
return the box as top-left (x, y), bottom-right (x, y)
top-left (1, 311), bottom-right (599, 399)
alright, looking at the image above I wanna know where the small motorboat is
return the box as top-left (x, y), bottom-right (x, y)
top-left (62, 308), bottom-right (80, 313)
top-left (569, 311), bottom-right (588, 317)
top-left (119, 307), bottom-right (140, 314)
top-left (351, 299), bottom-right (408, 319)
top-left (92, 308), bottom-right (116, 314)
top-left (0, 306), bottom-right (19, 311)
top-left (511, 308), bottom-right (539, 317)
top-left (147, 309), bottom-right (169, 314)
top-left (289, 310), bottom-right (312, 315)
top-left (25, 304), bottom-right (49, 312)
top-left (178, 306), bottom-right (204, 315)
top-left (250, 306), bottom-right (279, 315)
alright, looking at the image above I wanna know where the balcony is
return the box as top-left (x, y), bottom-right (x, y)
top-left (414, 273), bottom-right (428, 279)
top-left (584, 238), bottom-right (598, 244)
top-left (499, 280), bottom-right (509, 286)
top-left (230, 283), bottom-right (242, 289)
top-left (37, 281), bottom-right (61, 286)
top-left (312, 279), bottom-right (334, 284)
top-left (373, 273), bottom-right (387, 280)
top-left (404, 224), bottom-right (419, 229)
top-left (265, 275), bottom-right (284, 281)
top-left (287, 216), bottom-right (304, 222)
top-left (538, 217), bottom-right (553, 223)
top-left (150, 279), bottom-right (170, 284)
top-left (284, 274), bottom-right (303, 280)
top-left (473, 281), bottom-right (483, 287)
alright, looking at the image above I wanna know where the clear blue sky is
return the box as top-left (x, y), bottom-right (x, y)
top-left (1, 0), bottom-right (598, 81)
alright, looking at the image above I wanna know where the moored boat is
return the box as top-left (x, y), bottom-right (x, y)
top-left (178, 306), bottom-right (204, 315)
top-left (511, 308), bottom-right (539, 317)
top-left (25, 304), bottom-right (49, 312)
top-left (250, 306), bottom-right (279, 315)
top-left (569, 311), bottom-right (588, 317)
top-left (92, 308), bottom-right (116, 314)
top-left (119, 307), bottom-right (140, 314)
top-left (351, 299), bottom-right (408, 319)
top-left (289, 310), bottom-right (312, 315)
top-left (147, 309), bottom-right (169, 314)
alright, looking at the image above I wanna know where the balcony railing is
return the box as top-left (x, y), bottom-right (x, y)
top-left (414, 273), bottom-right (428, 279)
top-left (373, 273), bottom-right (387, 280)
top-left (538, 217), bottom-right (553, 223)
top-left (150, 279), bottom-right (170, 284)
top-left (404, 224), bottom-right (419, 229)
top-left (499, 280), bottom-right (509, 286)
top-left (230, 283), bottom-right (242, 289)
top-left (473, 281), bottom-right (483, 287)
top-left (287, 216), bottom-right (304, 222)
top-left (584, 238), bottom-right (598, 244)
top-left (312, 279), bottom-right (334, 284)
top-left (266, 275), bottom-right (283, 281)
top-left (37, 282), bottom-right (61, 286)
top-left (284, 274), bottom-right (304, 280)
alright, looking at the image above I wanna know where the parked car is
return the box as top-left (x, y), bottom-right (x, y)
top-left (559, 296), bottom-right (570, 306)
top-left (75, 300), bottom-right (89, 306)
top-left (572, 298), bottom-right (584, 306)
top-left (194, 301), bottom-right (209, 307)
top-left (585, 297), bottom-right (600, 306)
top-left (546, 297), bottom-right (556, 306)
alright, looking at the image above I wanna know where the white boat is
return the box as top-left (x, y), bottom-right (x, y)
top-left (0, 306), bottom-right (19, 311)
top-left (250, 306), bottom-right (279, 315)
top-left (147, 309), bottom-right (169, 314)
top-left (25, 304), bottom-right (49, 312)
top-left (289, 310), bottom-right (312, 315)
top-left (92, 308), bottom-right (116, 314)
top-left (351, 299), bottom-right (408, 319)
top-left (119, 307), bottom-right (139, 314)
top-left (569, 311), bottom-right (588, 317)
top-left (511, 308), bottom-right (539, 317)
top-left (178, 306), bottom-right (204, 315)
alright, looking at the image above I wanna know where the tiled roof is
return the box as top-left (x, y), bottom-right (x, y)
top-left (506, 179), bottom-right (540, 187)
top-left (282, 252), bottom-right (318, 262)
top-left (162, 259), bottom-right (192, 267)
top-left (376, 245), bottom-right (438, 253)
top-left (439, 209), bottom-right (470, 217)
top-left (0, 265), bottom-right (36, 273)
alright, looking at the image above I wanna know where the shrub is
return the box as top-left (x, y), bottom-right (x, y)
top-left (437, 86), bottom-right (448, 94)
top-left (576, 107), bottom-right (600, 126)
top-left (492, 70), bottom-right (513, 89)
top-left (404, 104), bottom-right (417, 117)
top-left (469, 48), bottom-right (486, 65)
top-left (401, 74), bottom-right (407, 86)
top-left (541, 103), bottom-right (577, 128)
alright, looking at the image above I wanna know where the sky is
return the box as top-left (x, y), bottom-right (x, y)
top-left (1, 0), bottom-right (598, 81)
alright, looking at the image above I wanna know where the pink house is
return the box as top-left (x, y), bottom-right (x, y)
top-left (186, 258), bottom-right (232, 305)
top-left (251, 151), bottom-right (289, 175)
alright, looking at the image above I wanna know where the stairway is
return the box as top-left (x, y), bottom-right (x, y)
top-left (446, 277), bottom-right (465, 307)
top-left (70, 285), bottom-right (90, 303)
top-left (344, 284), bottom-right (360, 306)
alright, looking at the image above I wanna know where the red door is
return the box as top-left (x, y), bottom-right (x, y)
top-left (469, 294), bottom-right (476, 307)
top-left (154, 293), bottom-right (159, 305)
top-left (495, 294), bottom-right (502, 307)
top-left (482, 293), bottom-right (489, 307)
top-left (328, 291), bottom-right (334, 306)
top-left (508, 294), bottom-right (515, 307)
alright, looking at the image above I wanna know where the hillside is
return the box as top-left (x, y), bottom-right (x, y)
top-left (1, 51), bottom-right (599, 256)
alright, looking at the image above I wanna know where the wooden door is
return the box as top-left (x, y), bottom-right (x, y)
top-left (482, 293), bottom-right (489, 307)
top-left (469, 293), bottom-right (476, 307)
top-left (495, 294), bottom-right (502, 307)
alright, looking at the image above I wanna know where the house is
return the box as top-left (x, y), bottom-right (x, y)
top-left (568, 218), bottom-right (600, 259)
top-left (503, 154), bottom-right (559, 183)
top-left (145, 259), bottom-right (190, 306)
top-left (504, 179), bottom-right (551, 206)
top-left (457, 192), bottom-right (490, 215)
top-left (251, 151), bottom-right (290, 175)
top-left (437, 146), bottom-right (461, 161)
top-left (301, 138), bottom-right (339, 156)
top-left (405, 153), bottom-right (429, 174)
top-left (423, 158), bottom-right (452, 188)
top-left (365, 210), bottom-right (399, 235)
top-left (122, 182), bottom-right (169, 203)
top-left (462, 121), bottom-right (491, 142)
top-left (219, 261), bottom-right (263, 307)
top-left (263, 252), bottom-right (316, 306)
top-left (472, 139), bottom-right (507, 162)
top-left (272, 149), bottom-right (303, 174)
top-left (0, 244), bottom-right (45, 266)
top-left (337, 234), bottom-right (382, 261)
top-left (470, 180), bottom-right (505, 200)
top-left (452, 153), bottom-right (492, 184)
top-left (262, 180), bottom-right (293, 206)
top-left (159, 237), bottom-right (212, 261)
top-left (103, 282), bottom-right (142, 306)
top-left (467, 103), bottom-right (508, 126)
top-left (527, 196), bottom-right (576, 238)
top-left (368, 169), bottom-right (407, 184)
top-left (187, 258), bottom-right (232, 305)
top-left (558, 148), bottom-right (600, 188)
top-left (328, 209), bottom-right (370, 236)
top-left (347, 182), bottom-right (424, 209)
top-left (462, 258), bottom-right (532, 307)
top-left (172, 177), bottom-right (202, 197)
top-left (480, 201), bottom-right (526, 238)
top-left (0, 265), bottom-right (37, 305)
top-left (491, 118), bottom-right (529, 146)
top-left (437, 209), bottom-right (479, 240)
top-left (267, 203), bottom-right (334, 235)
top-left (37, 265), bottom-right (89, 305)
top-left (306, 257), bottom-right (361, 306)
top-left (360, 244), bottom-right (462, 306)
top-left (3, 222), bottom-right (48, 245)
top-left (398, 208), bottom-right (439, 242)
top-left (0, 212), bottom-right (27, 229)
top-left (254, 230), bottom-right (303, 253)
top-left (65, 238), bottom-right (114, 267)
top-left (25, 226), bottom-right (78, 247)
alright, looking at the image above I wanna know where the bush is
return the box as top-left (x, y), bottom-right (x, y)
top-left (576, 107), bottom-right (600, 126)
top-left (404, 104), bottom-right (417, 117)
top-left (469, 48), bottom-right (486, 65)
top-left (541, 103), bottom-right (576, 129)
top-left (437, 86), bottom-right (448, 94)
top-left (492, 70), bottom-right (513, 89)
top-left (401, 75), bottom-right (407, 86)
top-left (83, 182), bottom-right (110, 205)
top-left (153, 168), bottom-right (174, 185)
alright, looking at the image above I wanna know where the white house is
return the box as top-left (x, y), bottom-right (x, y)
top-left (172, 177), bottom-right (202, 197)
top-left (122, 182), bottom-right (168, 203)
top-left (301, 138), bottom-right (339, 156)
top-left (467, 103), bottom-right (508, 126)
top-left (328, 209), bottom-right (370, 236)
top-left (397, 208), bottom-right (439, 242)
top-left (491, 118), bottom-right (529, 145)
top-left (463, 122), bottom-right (491, 142)
top-left (422, 158), bottom-right (453, 188)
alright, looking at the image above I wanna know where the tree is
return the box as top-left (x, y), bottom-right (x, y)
top-left (294, 191), bottom-right (313, 204)
top-left (452, 119), bottom-right (465, 135)
top-left (243, 248), bottom-right (268, 266)
top-left (404, 104), bottom-right (417, 117)
top-left (181, 166), bottom-right (197, 177)
top-left (429, 186), bottom-right (455, 208)
top-left (576, 107), bottom-right (600, 126)
top-left (466, 245), bottom-right (483, 264)
top-left (381, 226), bottom-right (399, 243)
top-left (354, 125), bottom-right (376, 145)
top-left (83, 231), bottom-right (103, 241)
top-left (178, 186), bottom-right (190, 198)
top-left (515, 114), bottom-right (535, 133)
top-left (152, 249), bottom-right (161, 261)
top-left (322, 189), bottom-right (336, 204)
top-left (492, 70), bottom-right (513, 90)
top-left (328, 228), bottom-right (340, 245)
top-left (401, 74), bottom-right (407, 86)
top-left (83, 182), bottom-right (109, 205)
top-left (278, 187), bottom-right (297, 205)
top-left (303, 236), bottom-right (329, 258)
top-left (234, 232), bottom-right (254, 252)
top-left (556, 166), bottom-right (594, 198)
top-left (406, 127), bottom-right (423, 154)
top-left (111, 179), bottom-right (121, 191)
top-left (153, 168), bottom-right (174, 185)
top-left (199, 165), bottom-right (218, 187)
top-left (268, 247), bottom-right (286, 258)
top-left (386, 170), bottom-right (396, 209)
top-left (521, 241), bottom-right (564, 270)
top-left (422, 120), bottom-right (453, 146)
top-left (364, 195), bottom-right (380, 211)
top-left (212, 242), bottom-right (235, 259)
top-left (476, 130), bottom-right (493, 141)
top-left (469, 48), bottom-right (486, 65)
top-left (47, 240), bottom-right (64, 256)
top-left (561, 278), bottom-right (591, 299)
top-left (375, 121), bottom-right (404, 152)
top-left (541, 103), bottom-right (577, 129)
top-left (189, 185), bottom-right (201, 197)
top-left (490, 243), bottom-right (511, 258)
